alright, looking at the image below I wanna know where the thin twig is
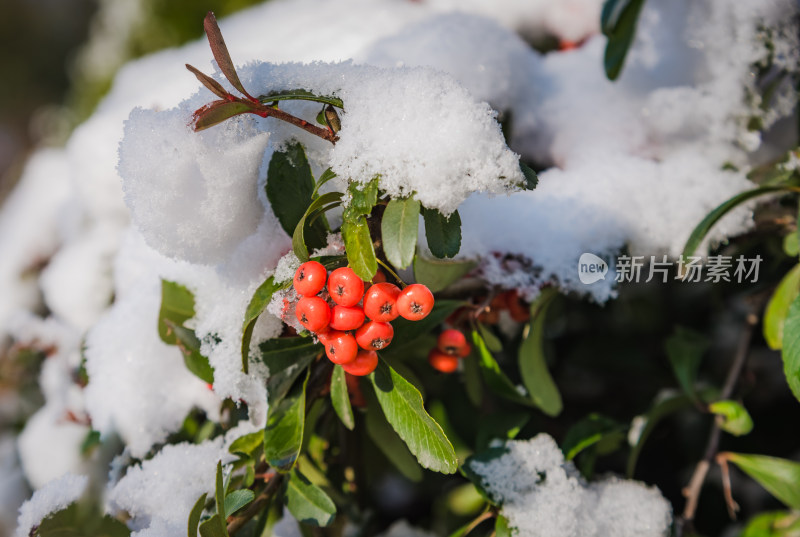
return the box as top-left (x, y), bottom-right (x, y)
top-left (678, 305), bottom-right (761, 533)
top-left (253, 102), bottom-right (339, 144)
top-left (227, 472), bottom-right (284, 534)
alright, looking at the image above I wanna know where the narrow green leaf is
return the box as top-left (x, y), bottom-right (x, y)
top-left (365, 389), bottom-right (424, 482)
top-left (312, 168), bottom-right (337, 198)
top-left (725, 452), bottom-right (800, 509)
top-left (495, 515), bottom-right (512, 537)
top-left (477, 323), bottom-right (502, 353)
top-left (764, 264), bottom-right (800, 350)
top-left (258, 89), bottom-right (344, 109)
top-left (784, 231), bottom-right (800, 257)
top-left (368, 358), bottom-right (458, 474)
top-left (520, 161), bottom-right (538, 190)
top-left (264, 368), bottom-right (309, 472)
top-left (165, 320), bottom-right (215, 385)
top-left (343, 178), bottom-right (379, 219)
top-left (601, 0), bottom-right (646, 81)
top-left (472, 330), bottom-right (533, 407)
top-left (341, 216), bottom-right (378, 281)
top-left (159, 280), bottom-right (195, 345)
top-left (709, 400), bottom-right (753, 436)
top-left (390, 300), bottom-right (464, 348)
top-left (267, 143), bottom-right (327, 251)
top-left (293, 192), bottom-right (343, 262)
top-left (330, 365), bottom-right (355, 430)
top-left (193, 101), bottom-right (252, 131)
top-left (627, 392), bottom-right (695, 477)
top-left (463, 351), bottom-right (483, 407)
top-left (259, 338), bottom-right (319, 406)
top-left (682, 185), bottom-right (796, 258)
top-left (519, 289), bottom-right (562, 416)
top-left (241, 276), bottom-right (291, 373)
top-left (382, 198), bottom-right (421, 270)
top-left (413, 255), bottom-right (476, 293)
top-left (285, 469), bottom-right (337, 527)
top-left (781, 295), bottom-right (800, 404)
top-left (664, 326), bottom-right (709, 400)
top-left (740, 511), bottom-right (800, 537)
top-left (422, 208), bottom-right (461, 258)
top-left (229, 431), bottom-right (263, 455)
top-left (475, 412), bottom-right (529, 452)
top-left (198, 515), bottom-right (226, 537)
top-left (562, 414), bottom-right (625, 460)
top-left (224, 489), bottom-right (255, 517)
top-left (215, 461), bottom-right (227, 524)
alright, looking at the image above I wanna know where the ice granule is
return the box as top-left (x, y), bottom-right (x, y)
top-left (15, 473), bottom-right (88, 537)
top-left (469, 434), bottom-right (671, 537)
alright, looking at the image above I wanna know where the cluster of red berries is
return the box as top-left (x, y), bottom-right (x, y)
top-left (293, 261), bottom-right (435, 376)
top-left (428, 329), bottom-right (470, 373)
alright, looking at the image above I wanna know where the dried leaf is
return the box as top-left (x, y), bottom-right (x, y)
top-left (203, 12), bottom-right (255, 101)
top-left (185, 64), bottom-right (230, 100)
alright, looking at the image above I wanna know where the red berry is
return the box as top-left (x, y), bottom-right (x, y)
top-left (437, 329), bottom-right (467, 356)
top-left (503, 290), bottom-right (530, 323)
top-left (363, 283), bottom-right (401, 322)
top-left (345, 373), bottom-right (366, 407)
top-left (371, 270), bottom-right (387, 284)
top-left (341, 349), bottom-right (378, 376)
top-left (428, 349), bottom-right (459, 373)
top-left (293, 261), bottom-right (327, 296)
top-left (396, 284), bottom-right (434, 321)
top-left (458, 343), bottom-right (472, 358)
top-left (295, 296), bottom-right (331, 333)
top-left (355, 321), bottom-right (394, 351)
top-left (323, 331), bottom-right (359, 364)
top-left (327, 267), bottom-right (365, 307)
top-left (329, 305), bottom-right (366, 331)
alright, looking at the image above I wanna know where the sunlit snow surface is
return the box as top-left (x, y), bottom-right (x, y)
top-left (2, 0), bottom-right (798, 534)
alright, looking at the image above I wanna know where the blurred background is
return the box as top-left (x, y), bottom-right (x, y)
top-left (0, 0), bottom-right (265, 202)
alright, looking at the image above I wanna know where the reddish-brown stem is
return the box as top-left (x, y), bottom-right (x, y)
top-left (252, 102), bottom-right (338, 144)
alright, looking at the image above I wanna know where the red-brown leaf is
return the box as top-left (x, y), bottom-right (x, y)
top-left (203, 12), bottom-right (255, 101)
top-left (191, 100), bottom-right (253, 131)
top-left (185, 64), bottom-right (230, 100)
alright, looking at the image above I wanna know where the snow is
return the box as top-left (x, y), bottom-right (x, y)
top-left (0, 0), bottom-right (796, 533)
top-left (469, 434), bottom-right (672, 537)
top-left (15, 473), bottom-right (88, 537)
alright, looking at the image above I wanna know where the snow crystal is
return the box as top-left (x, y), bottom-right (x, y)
top-left (15, 473), bottom-right (88, 537)
top-left (470, 434), bottom-right (671, 537)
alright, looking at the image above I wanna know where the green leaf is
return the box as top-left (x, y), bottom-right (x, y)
top-left (81, 430), bottom-right (101, 456)
top-left (264, 368), bottom-right (309, 472)
top-left (198, 515), bottom-right (226, 537)
top-left (664, 326), bottom-right (709, 400)
top-left (193, 101), bottom-right (252, 131)
top-left (188, 493), bottom-right (207, 537)
top-left (519, 289), bottom-right (562, 415)
top-left (520, 161), bottom-right (538, 190)
top-left (390, 300), bottom-right (464, 349)
top-left (241, 276), bottom-right (291, 374)
top-left (312, 168), bottom-right (337, 198)
top-left (682, 185), bottom-right (796, 258)
top-left (784, 232), bottom-right (800, 257)
top-left (472, 330), bottom-right (533, 407)
top-left (330, 365), bottom-right (355, 430)
top-left (495, 515), bottom-right (512, 537)
top-left (413, 255), bottom-right (476, 293)
top-left (285, 468), bottom-right (337, 527)
top-left (422, 208), bottom-right (461, 258)
top-left (343, 177), bottom-right (379, 219)
top-left (368, 358), bottom-right (458, 474)
top-left (159, 280), bottom-right (196, 345)
top-left (709, 400), bottom-right (753, 436)
top-left (461, 447), bottom-right (509, 504)
top-left (258, 89), bottom-right (344, 109)
top-left (781, 295), bottom-right (800, 404)
top-left (229, 431), bottom-right (263, 456)
top-left (463, 352), bottom-right (483, 408)
top-left (562, 414), bottom-right (625, 460)
top-left (341, 216), bottom-right (378, 281)
top-left (267, 143), bottom-right (327, 251)
top-left (365, 388), bottom-right (425, 482)
top-left (214, 461), bottom-right (228, 531)
top-left (165, 320), bottom-right (215, 385)
top-left (765, 264), bottom-right (800, 350)
top-left (478, 323), bottom-right (502, 353)
top-left (601, 0), bottom-right (646, 80)
top-left (37, 504), bottom-right (131, 537)
top-left (475, 412), bottom-right (530, 452)
top-left (382, 198), bottom-right (421, 270)
top-left (293, 192), bottom-right (343, 262)
top-left (740, 511), bottom-right (800, 537)
top-left (259, 338), bottom-right (319, 407)
top-left (224, 489), bottom-right (255, 517)
top-left (725, 452), bottom-right (800, 509)
top-left (627, 392), bottom-right (696, 477)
